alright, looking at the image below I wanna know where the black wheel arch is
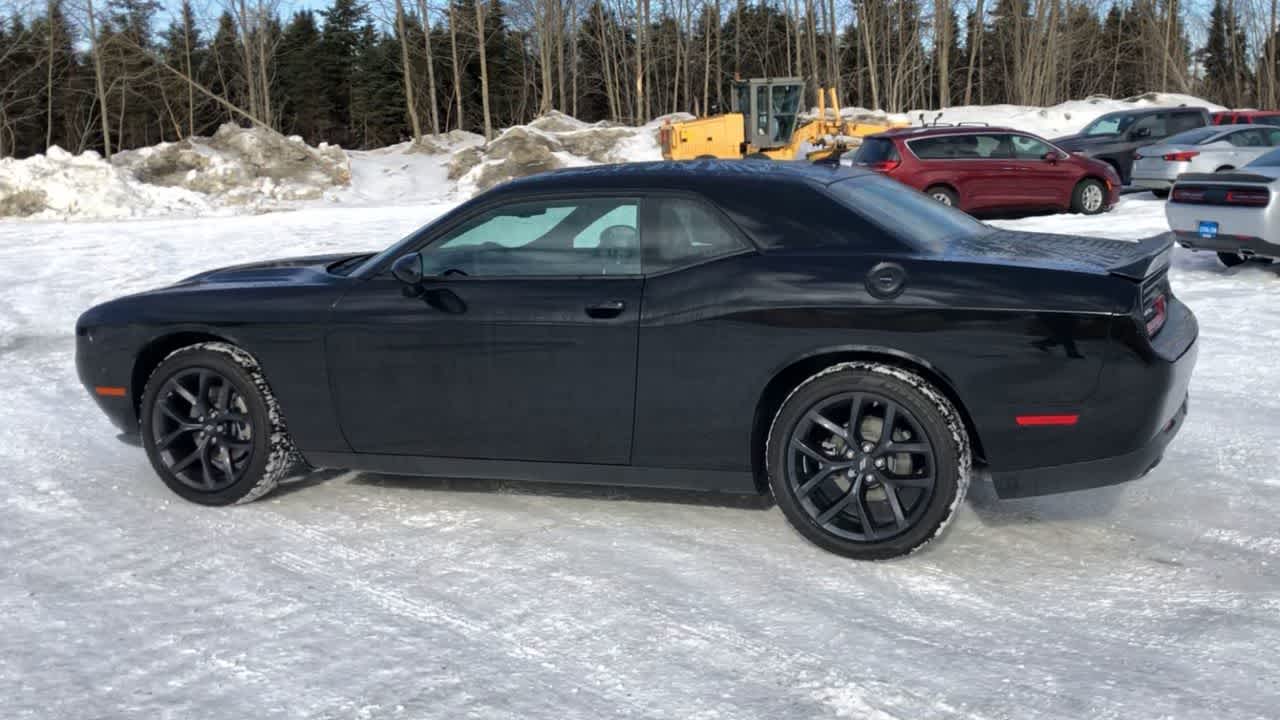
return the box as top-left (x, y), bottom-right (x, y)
top-left (750, 348), bottom-right (986, 493)
top-left (130, 329), bottom-right (238, 419)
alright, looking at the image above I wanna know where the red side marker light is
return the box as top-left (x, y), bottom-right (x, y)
top-left (1015, 414), bottom-right (1079, 427)
top-left (95, 386), bottom-right (127, 397)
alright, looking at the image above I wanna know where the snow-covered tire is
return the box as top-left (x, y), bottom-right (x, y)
top-left (765, 362), bottom-right (971, 560)
top-left (140, 342), bottom-right (301, 505)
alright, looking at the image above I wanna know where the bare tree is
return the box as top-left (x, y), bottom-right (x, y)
top-left (475, 0), bottom-right (493, 138)
top-left (394, 0), bottom-right (424, 141)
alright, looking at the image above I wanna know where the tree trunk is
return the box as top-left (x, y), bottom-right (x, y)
top-left (963, 0), bottom-right (983, 105)
top-left (475, 0), bottom-right (493, 138)
top-left (634, 0), bottom-right (646, 123)
top-left (418, 0), bottom-right (441, 134)
top-left (395, 0), bottom-right (423, 142)
top-left (936, 0), bottom-right (950, 107)
top-left (448, 1), bottom-right (465, 131)
top-left (86, 0), bottom-right (112, 157)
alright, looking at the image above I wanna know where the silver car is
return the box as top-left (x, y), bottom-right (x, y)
top-left (1165, 148), bottom-right (1280, 267)
top-left (1132, 124), bottom-right (1280, 196)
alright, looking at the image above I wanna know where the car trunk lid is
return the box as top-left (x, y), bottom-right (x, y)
top-left (945, 230), bottom-right (1173, 281)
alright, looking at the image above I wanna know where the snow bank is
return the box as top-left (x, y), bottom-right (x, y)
top-left (903, 92), bottom-right (1226, 138)
top-left (0, 124), bottom-right (353, 220)
top-left (450, 111), bottom-right (691, 194)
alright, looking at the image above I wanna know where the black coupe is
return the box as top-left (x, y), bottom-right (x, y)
top-left (76, 161), bottom-right (1197, 559)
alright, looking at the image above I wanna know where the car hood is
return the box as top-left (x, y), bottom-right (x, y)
top-left (1051, 133), bottom-right (1118, 151)
top-left (177, 252), bottom-right (371, 286)
top-left (946, 229), bottom-right (1171, 280)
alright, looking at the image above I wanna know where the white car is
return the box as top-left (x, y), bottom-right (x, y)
top-left (1165, 148), bottom-right (1280, 267)
top-left (1133, 125), bottom-right (1280, 197)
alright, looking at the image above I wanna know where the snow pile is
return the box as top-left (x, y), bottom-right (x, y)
top-left (334, 130), bottom-right (483, 207)
top-left (0, 124), bottom-right (354, 220)
top-left (113, 124), bottom-right (351, 207)
top-left (0, 147), bottom-right (215, 220)
top-left (450, 111), bottom-right (692, 194)
top-left (904, 92), bottom-right (1226, 138)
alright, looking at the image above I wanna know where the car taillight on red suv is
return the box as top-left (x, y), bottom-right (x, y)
top-left (852, 137), bottom-right (901, 173)
top-left (1142, 273), bottom-right (1169, 337)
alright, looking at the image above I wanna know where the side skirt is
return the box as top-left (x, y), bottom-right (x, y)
top-left (301, 452), bottom-right (759, 494)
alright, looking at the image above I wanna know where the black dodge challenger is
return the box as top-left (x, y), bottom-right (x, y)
top-left (76, 161), bottom-right (1197, 559)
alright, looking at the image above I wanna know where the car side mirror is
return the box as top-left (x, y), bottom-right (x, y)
top-left (391, 252), bottom-right (424, 296)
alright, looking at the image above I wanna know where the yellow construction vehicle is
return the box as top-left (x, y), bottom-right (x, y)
top-left (659, 77), bottom-right (905, 162)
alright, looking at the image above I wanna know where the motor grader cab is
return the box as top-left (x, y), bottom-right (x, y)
top-left (659, 77), bottom-right (903, 162)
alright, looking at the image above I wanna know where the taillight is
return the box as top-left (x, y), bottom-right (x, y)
top-left (1171, 187), bottom-right (1206, 203)
top-left (1145, 294), bottom-right (1167, 336)
top-left (867, 160), bottom-right (901, 172)
top-left (1225, 189), bottom-right (1270, 206)
top-left (1162, 151), bottom-right (1199, 161)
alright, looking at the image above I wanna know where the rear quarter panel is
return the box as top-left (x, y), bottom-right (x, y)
top-left (631, 250), bottom-right (1128, 473)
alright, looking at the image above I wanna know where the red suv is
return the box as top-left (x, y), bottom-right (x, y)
top-left (1212, 110), bottom-right (1280, 126)
top-left (849, 126), bottom-right (1121, 216)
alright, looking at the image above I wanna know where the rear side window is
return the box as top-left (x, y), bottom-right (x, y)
top-left (643, 197), bottom-right (748, 273)
top-left (826, 175), bottom-right (991, 253)
top-left (909, 134), bottom-right (1011, 159)
top-left (1228, 129), bottom-right (1270, 147)
top-left (853, 138), bottom-right (900, 164)
top-left (1168, 111), bottom-right (1205, 134)
top-left (1258, 116), bottom-right (1280, 127)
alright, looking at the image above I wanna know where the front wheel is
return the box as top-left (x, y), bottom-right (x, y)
top-left (140, 342), bottom-right (300, 505)
top-left (766, 362), bottom-right (971, 560)
top-left (1072, 178), bottom-right (1107, 214)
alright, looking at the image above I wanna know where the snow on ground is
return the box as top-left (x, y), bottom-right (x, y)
top-left (904, 92), bottom-right (1226, 137)
top-left (2, 186), bottom-right (1280, 718)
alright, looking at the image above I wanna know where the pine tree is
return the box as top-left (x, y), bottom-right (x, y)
top-left (277, 10), bottom-right (327, 141)
top-left (320, 0), bottom-right (369, 146)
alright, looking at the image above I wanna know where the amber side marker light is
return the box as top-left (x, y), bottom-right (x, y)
top-left (95, 386), bottom-right (127, 397)
top-left (1015, 414), bottom-right (1079, 427)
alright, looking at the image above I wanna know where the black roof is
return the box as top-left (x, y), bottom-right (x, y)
top-left (1096, 105), bottom-right (1207, 118)
top-left (490, 160), bottom-right (872, 196)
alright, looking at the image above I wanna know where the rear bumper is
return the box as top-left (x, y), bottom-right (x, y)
top-left (991, 394), bottom-right (1188, 498)
top-left (1173, 230), bottom-right (1280, 259)
top-left (990, 310), bottom-right (1198, 499)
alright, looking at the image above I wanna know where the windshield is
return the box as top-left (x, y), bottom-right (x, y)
top-left (825, 175), bottom-right (991, 252)
top-left (1165, 128), bottom-right (1220, 146)
top-left (1081, 113), bottom-right (1135, 136)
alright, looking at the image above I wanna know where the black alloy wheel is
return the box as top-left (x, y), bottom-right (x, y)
top-left (150, 367), bottom-right (254, 493)
top-left (767, 363), bottom-right (969, 560)
top-left (141, 343), bottom-right (296, 505)
top-left (787, 392), bottom-right (936, 542)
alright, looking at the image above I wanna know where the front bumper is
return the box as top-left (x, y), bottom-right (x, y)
top-left (1132, 177), bottom-right (1174, 191)
top-left (1173, 230), bottom-right (1280, 259)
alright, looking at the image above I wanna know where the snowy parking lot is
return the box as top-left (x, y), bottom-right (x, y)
top-left (2, 192), bottom-right (1279, 719)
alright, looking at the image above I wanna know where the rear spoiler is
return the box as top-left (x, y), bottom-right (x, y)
top-left (1109, 232), bottom-right (1173, 281)
top-left (1175, 172), bottom-right (1274, 185)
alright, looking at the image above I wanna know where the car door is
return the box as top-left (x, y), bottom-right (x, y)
top-left (326, 195), bottom-right (644, 464)
top-left (1007, 133), bottom-right (1069, 208)
top-left (631, 194), bottom-right (759, 471)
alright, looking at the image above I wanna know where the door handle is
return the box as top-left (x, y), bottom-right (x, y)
top-left (585, 300), bottom-right (626, 319)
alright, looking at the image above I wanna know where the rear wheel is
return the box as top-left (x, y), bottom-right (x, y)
top-left (924, 185), bottom-right (958, 207)
top-left (766, 362), bottom-right (971, 560)
top-left (141, 343), bottom-right (300, 505)
top-left (1218, 252), bottom-right (1247, 268)
top-left (1071, 178), bottom-right (1107, 214)
top-left (695, 154), bottom-right (718, 160)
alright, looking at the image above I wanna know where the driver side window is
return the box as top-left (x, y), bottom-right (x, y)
top-left (424, 197), bottom-right (641, 277)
